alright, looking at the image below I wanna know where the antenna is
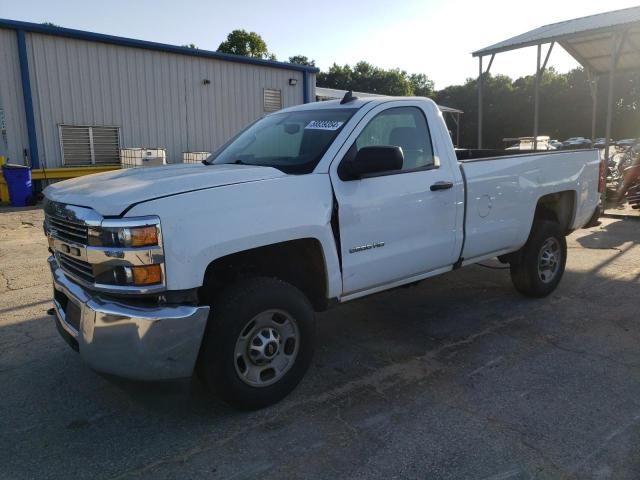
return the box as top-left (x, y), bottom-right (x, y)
top-left (340, 90), bottom-right (358, 104)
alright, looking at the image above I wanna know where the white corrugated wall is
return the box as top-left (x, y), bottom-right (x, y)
top-left (13, 30), bottom-right (313, 167)
top-left (0, 29), bottom-right (29, 165)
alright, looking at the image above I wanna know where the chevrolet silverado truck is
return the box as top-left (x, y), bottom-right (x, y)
top-left (44, 96), bottom-right (602, 409)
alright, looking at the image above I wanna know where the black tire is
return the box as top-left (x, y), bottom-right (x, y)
top-left (510, 220), bottom-right (567, 298)
top-left (197, 276), bottom-right (315, 410)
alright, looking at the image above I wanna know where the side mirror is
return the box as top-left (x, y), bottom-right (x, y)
top-left (339, 146), bottom-right (404, 180)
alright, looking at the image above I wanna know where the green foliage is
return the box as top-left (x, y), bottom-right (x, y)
top-left (217, 30), bottom-right (273, 59)
top-left (213, 28), bottom-right (638, 147)
top-left (409, 73), bottom-right (434, 97)
top-left (288, 55), bottom-right (316, 67)
top-left (317, 62), bottom-right (431, 97)
top-left (181, 43), bottom-right (197, 49)
top-left (434, 67), bottom-right (640, 148)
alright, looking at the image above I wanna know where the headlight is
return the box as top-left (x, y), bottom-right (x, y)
top-left (88, 224), bottom-right (159, 247)
top-left (87, 217), bottom-right (164, 289)
top-left (95, 264), bottom-right (163, 287)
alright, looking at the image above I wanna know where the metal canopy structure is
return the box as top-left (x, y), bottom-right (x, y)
top-left (472, 6), bottom-right (640, 159)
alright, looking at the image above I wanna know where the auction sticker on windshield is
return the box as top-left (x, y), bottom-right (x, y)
top-left (305, 120), bottom-right (344, 131)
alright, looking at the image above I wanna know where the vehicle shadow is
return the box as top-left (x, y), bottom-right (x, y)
top-left (1, 256), bottom-right (639, 479)
top-left (576, 218), bottom-right (639, 249)
top-left (0, 205), bottom-right (43, 214)
top-left (0, 268), bottom-right (521, 422)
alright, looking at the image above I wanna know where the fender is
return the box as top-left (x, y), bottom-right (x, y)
top-left (126, 173), bottom-right (343, 298)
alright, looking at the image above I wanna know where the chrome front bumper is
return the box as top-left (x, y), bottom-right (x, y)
top-left (49, 256), bottom-right (210, 380)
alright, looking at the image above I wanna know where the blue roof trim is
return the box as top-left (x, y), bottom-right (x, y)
top-left (0, 18), bottom-right (320, 74)
top-left (303, 71), bottom-right (310, 104)
top-left (16, 30), bottom-right (39, 169)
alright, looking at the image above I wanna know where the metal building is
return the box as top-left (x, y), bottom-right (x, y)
top-left (0, 19), bottom-right (317, 170)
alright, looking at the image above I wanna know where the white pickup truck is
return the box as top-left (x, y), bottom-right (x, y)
top-left (44, 96), bottom-right (602, 409)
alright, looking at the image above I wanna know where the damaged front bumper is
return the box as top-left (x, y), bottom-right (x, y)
top-left (49, 256), bottom-right (210, 380)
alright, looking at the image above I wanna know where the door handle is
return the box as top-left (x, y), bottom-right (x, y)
top-left (430, 181), bottom-right (453, 191)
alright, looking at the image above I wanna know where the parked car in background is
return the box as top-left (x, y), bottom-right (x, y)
top-left (43, 96), bottom-right (602, 409)
top-left (593, 138), bottom-right (613, 149)
top-left (616, 138), bottom-right (638, 148)
top-left (563, 137), bottom-right (593, 149)
top-left (549, 139), bottom-right (563, 149)
top-left (503, 136), bottom-right (556, 151)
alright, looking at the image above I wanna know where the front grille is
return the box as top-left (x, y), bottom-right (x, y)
top-left (46, 214), bottom-right (88, 244)
top-left (57, 253), bottom-right (95, 284)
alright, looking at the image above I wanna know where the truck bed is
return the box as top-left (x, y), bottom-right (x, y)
top-left (456, 148), bottom-right (523, 161)
top-left (455, 148), bottom-right (588, 161)
top-left (457, 148), bottom-right (600, 263)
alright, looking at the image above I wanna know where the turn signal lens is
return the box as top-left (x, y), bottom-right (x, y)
top-left (130, 226), bottom-right (158, 247)
top-left (88, 224), bottom-right (159, 247)
top-left (131, 264), bottom-right (162, 285)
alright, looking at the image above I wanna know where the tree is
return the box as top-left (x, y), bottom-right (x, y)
top-left (217, 30), bottom-right (273, 59)
top-left (433, 67), bottom-right (640, 148)
top-left (181, 43), bottom-right (197, 49)
top-left (288, 55), bottom-right (316, 67)
top-left (317, 64), bottom-right (354, 91)
top-left (409, 73), bottom-right (434, 97)
top-left (317, 62), bottom-right (423, 96)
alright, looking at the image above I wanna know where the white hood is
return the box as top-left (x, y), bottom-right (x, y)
top-left (44, 163), bottom-right (286, 216)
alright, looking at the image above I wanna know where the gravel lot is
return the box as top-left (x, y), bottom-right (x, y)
top-left (1, 207), bottom-right (639, 480)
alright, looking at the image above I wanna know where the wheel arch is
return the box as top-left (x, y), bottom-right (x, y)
top-left (533, 190), bottom-right (577, 234)
top-left (200, 238), bottom-right (331, 312)
top-left (499, 190), bottom-right (576, 264)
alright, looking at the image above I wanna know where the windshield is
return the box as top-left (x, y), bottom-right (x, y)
top-left (206, 108), bottom-right (357, 174)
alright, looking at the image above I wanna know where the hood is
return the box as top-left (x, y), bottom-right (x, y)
top-left (44, 163), bottom-right (286, 216)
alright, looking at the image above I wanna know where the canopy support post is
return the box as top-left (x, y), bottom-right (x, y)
top-left (542, 41), bottom-right (555, 70)
top-left (587, 71), bottom-right (599, 141)
top-left (533, 42), bottom-right (553, 151)
top-left (477, 53), bottom-right (494, 149)
top-left (478, 55), bottom-right (483, 149)
top-left (604, 33), bottom-right (624, 207)
top-left (533, 44), bottom-right (542, 151)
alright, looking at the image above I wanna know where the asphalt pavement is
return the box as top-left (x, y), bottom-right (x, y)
top-left (1, 207), bottom-right (639, 480)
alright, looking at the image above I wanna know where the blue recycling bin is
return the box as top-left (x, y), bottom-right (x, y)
top-left (2, 164), bottom-right (33, 207)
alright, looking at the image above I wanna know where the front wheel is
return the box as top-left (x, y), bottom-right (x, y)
top-left (197, 277), bottom-right (315, 410)
top-left (510, 221), bottom-right (567, 298)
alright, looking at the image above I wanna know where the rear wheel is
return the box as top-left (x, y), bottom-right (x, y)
top-left (510, 220), bottom-right (567, 297)
top-left (197, 277), bottom-right (315, 410)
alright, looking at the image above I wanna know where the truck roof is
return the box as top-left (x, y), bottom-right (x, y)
top-left (278, 96), bottom-right (440, 114)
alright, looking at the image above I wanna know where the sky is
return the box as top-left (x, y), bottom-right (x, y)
top-left (2, 0), bottom-right (639, 89)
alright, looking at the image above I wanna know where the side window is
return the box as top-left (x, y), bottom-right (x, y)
top-left (355, 107), bottom-right (434, 171)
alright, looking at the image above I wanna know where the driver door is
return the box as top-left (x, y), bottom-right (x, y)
top-left (329, 102), bottom-right (460, 297)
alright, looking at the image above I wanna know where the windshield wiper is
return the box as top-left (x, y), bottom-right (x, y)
top-left (204, 158), bottom-right (254, 166)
